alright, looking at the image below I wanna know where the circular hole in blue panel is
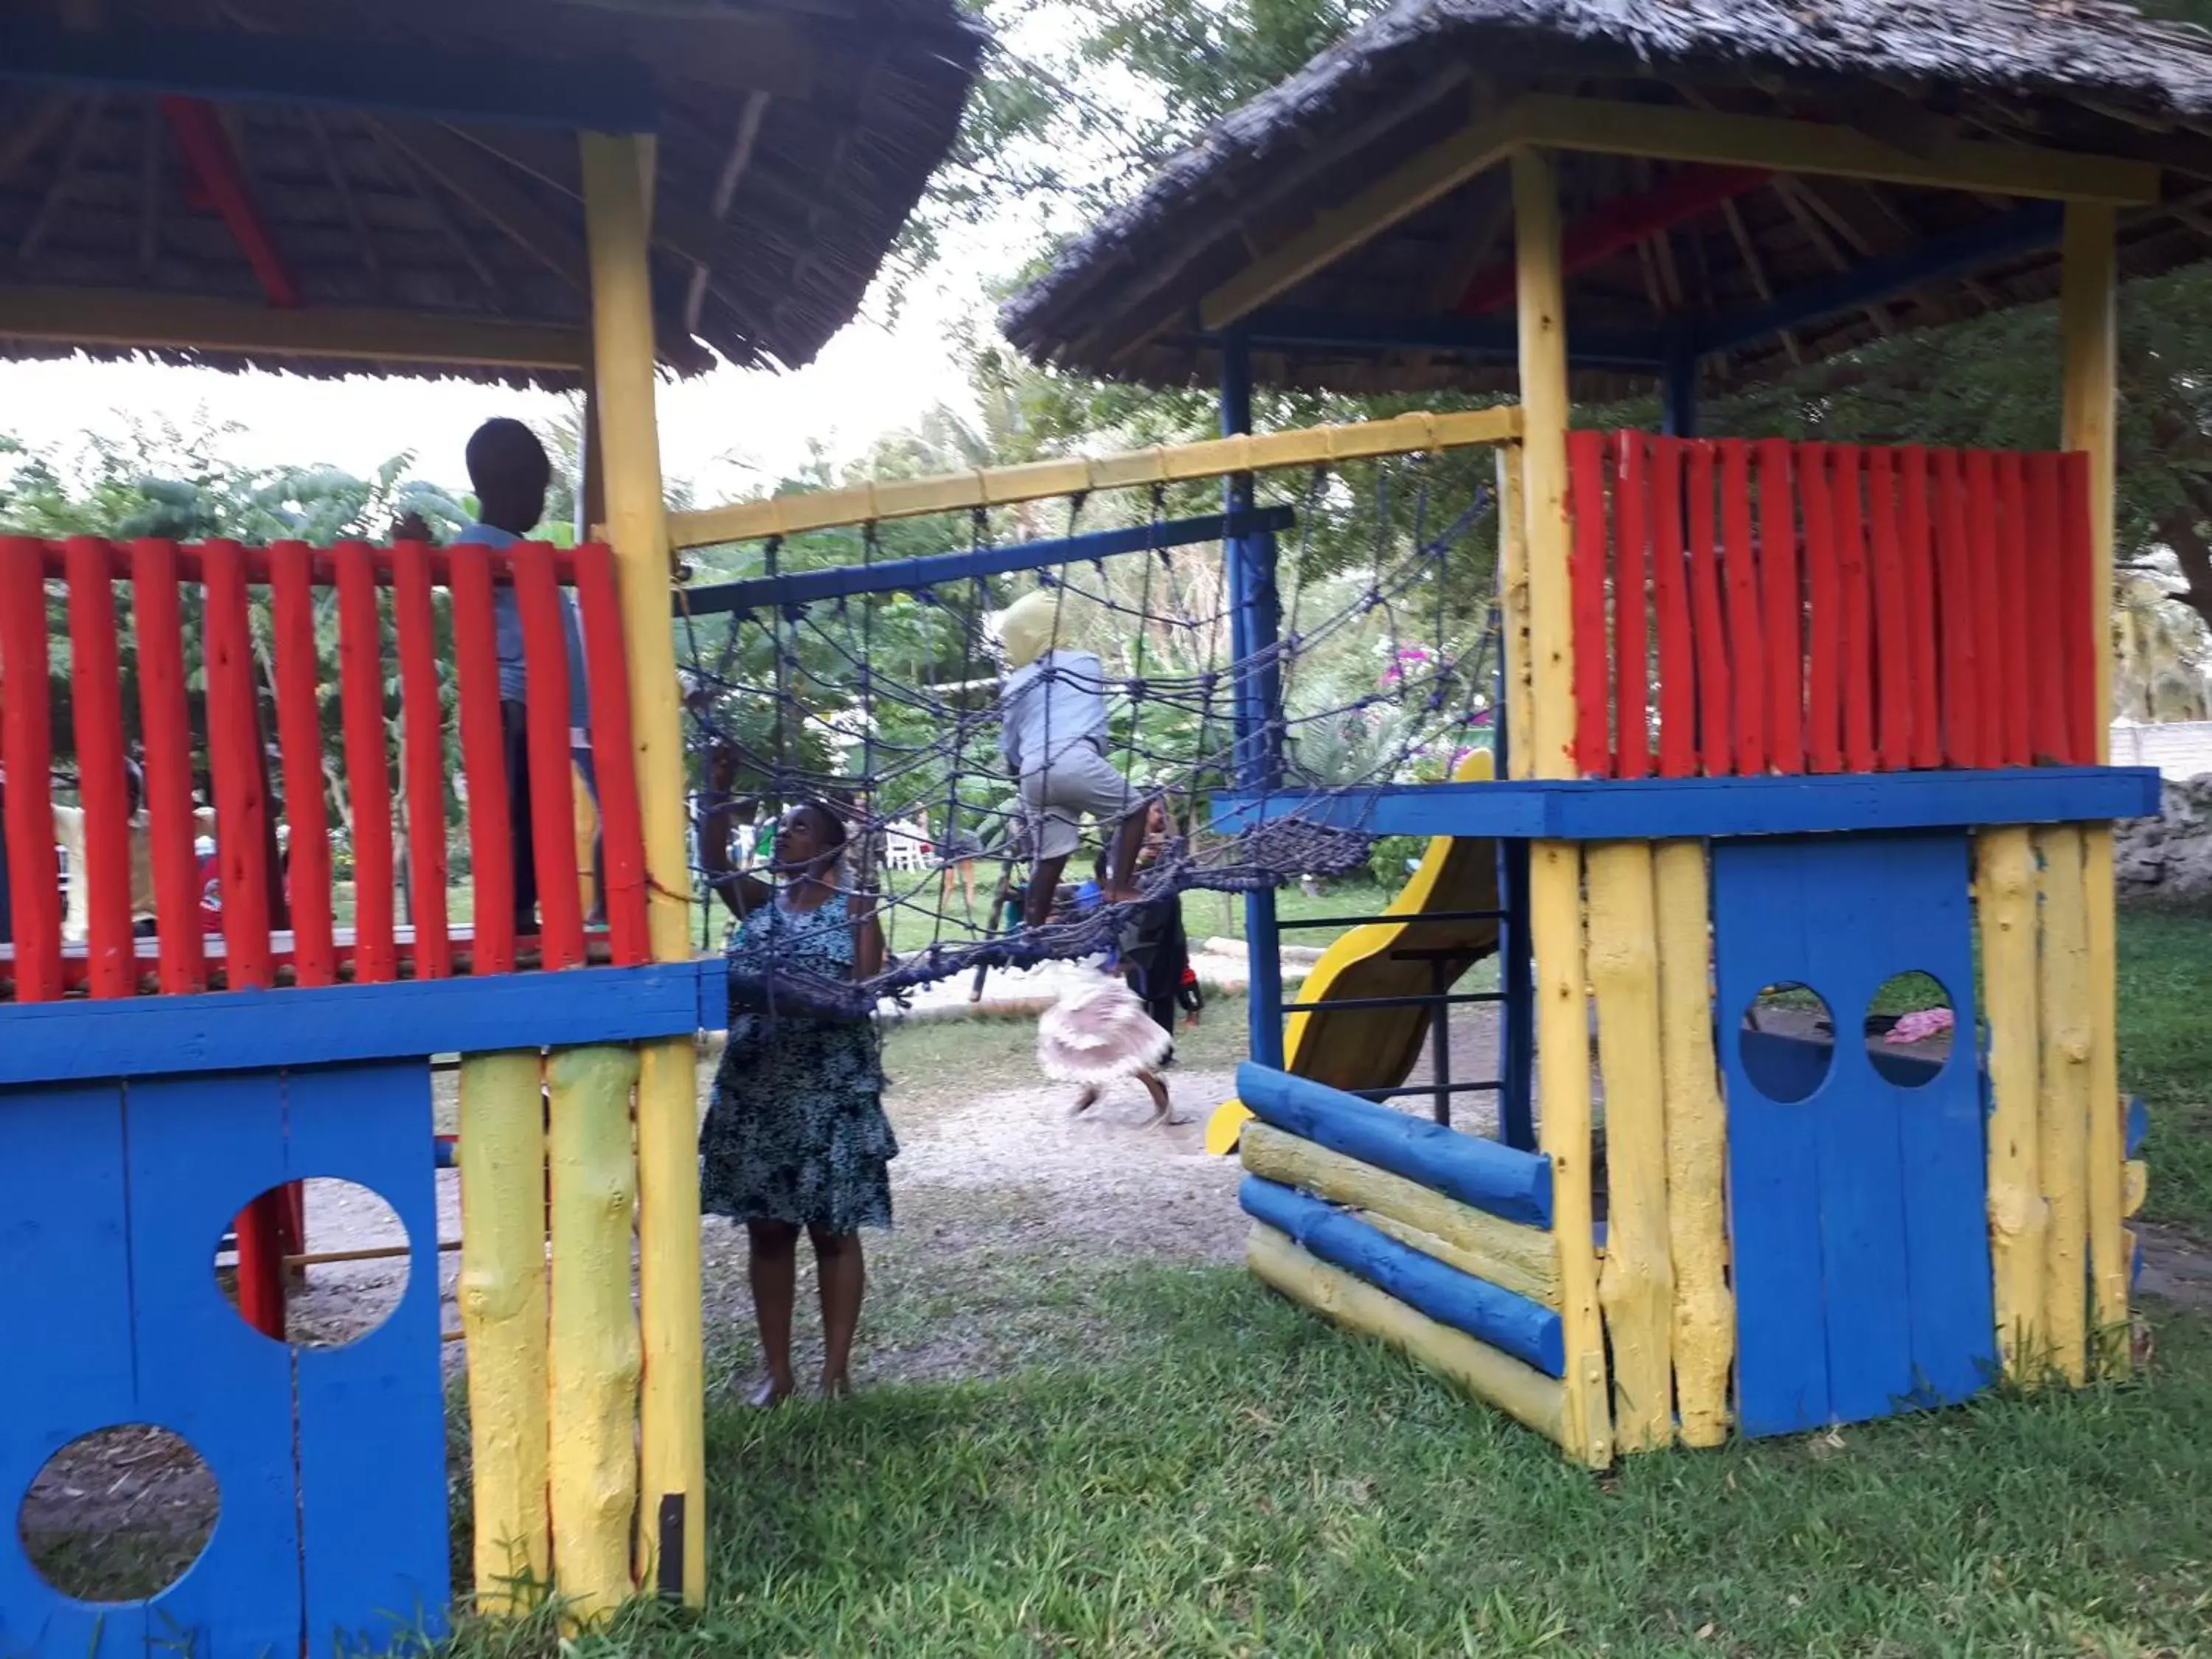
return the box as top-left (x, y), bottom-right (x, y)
top-left (19, 1425), bottom-right (216, 1604)
top-left (1866, 972), bottom-right (1956, 1088)
top-left (214, 1178), bottom-right (411, 1348)
top-left (1739, 982), bottom-right (1835, 1103)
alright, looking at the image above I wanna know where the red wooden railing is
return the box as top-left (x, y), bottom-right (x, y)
top-left (1565, 432), bottom-right (2099, 780)
top-left (0, 536), bottom-right (651, 1003)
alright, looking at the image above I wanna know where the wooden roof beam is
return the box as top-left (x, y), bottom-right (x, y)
top-left (368, 116), bottom-right (588, 293)
top-left (1452, 164), bottom-right (1770, 313)
top-left (160, 94), bottom-right (300, 307)
top-left (0, 285), bottom-right (589, 368)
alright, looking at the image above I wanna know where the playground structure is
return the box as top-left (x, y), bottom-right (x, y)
top-left (0, 0), bottom-right (981, 1649)
top-left (994, 0), bottom-right (2199, 1464)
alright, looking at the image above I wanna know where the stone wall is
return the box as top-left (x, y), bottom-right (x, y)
top-left (2115, 774), bottom-right (2212, 902)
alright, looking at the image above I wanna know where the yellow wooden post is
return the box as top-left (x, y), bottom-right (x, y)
top-left (2035, 827), bottom-right (2093, 1385)
top-left (1585, 844), bottom-right (1672, 1450)
top-left (2062, 201), bottom-right (2129, 1373)
top-left (547, 1043), bottom-right (644, 1619)
top-left (1975, 827), bottom-right (2044, 1380)
top-left (456, 1051), bottom-right (551, 1613)
top-left (1654, 839), bottom-right (1730, 1446)
top-left (580, 131), bottom-right (709, 1599)
top-left (1514, 143), bottom-right (1610, 1467)
top-left (1495, 442), bottom-right (1533, 781)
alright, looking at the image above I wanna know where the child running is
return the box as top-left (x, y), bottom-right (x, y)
top-left (1038, 966), bottom-right (1181, 1127)
top-left (995, 590), bottom-right (1151, 928)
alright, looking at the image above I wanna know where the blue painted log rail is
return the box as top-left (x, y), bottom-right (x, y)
top-left (1237, 1062), bottom-right (1553, 1225)
top-left (1242, 1177), bottom-right (1565, 1374)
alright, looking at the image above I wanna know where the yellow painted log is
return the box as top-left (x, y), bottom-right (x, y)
top-left (546, 1043), bottom-right (643, 1619)
top-left (2083, 830), bottom-right (2128, 1373)
top-left (1976, 827), bottom-right (2044, 1381)
top-left (1514, 144), bottom-right (1610, 1467)
top-left (1247, 1224), bottom-right (1565, 1447)
top-left (2124, 1159), bottom-right (2148, 1219)
top-left (1495, 442), bottom-right (1533, 782)
top-left (457, 1050), bottom-right (550, 1613)
top-left (581, 130), bottom-right (707, 1602)
top-left (1241, 1122), bottom-right (1559, 1307)
top-left (1585, 842), bottom-right (1673, 1452)
top-left (2036, 827), bottom-right (2093, 1385)
top-left (1653, 840), bottom-right (1730, 1447)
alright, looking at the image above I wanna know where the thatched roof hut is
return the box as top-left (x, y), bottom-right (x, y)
top-left (1001, 0), bottom-right (2212, 401)
top-left (0, 0), bottom-right (986, 386)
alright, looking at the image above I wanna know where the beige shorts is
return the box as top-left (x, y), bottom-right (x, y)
top-left (1020, 745), bottom-right (1138, 861)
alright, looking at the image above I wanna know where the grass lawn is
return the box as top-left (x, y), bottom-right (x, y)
top-left (428, 903), bottom-right (2212, 1658)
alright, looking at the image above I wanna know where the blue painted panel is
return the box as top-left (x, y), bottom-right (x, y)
top-left (678, 507), bottom-right (1297, 616)
top-left (1240, 1177), bottom-right (1564, 1375)
top-left (1714, 833), bottom-right (1992, 1437)
top-left (1210, 767), bottom-right (2162, 842)
top-left (288, 1062), bottom-right (451, 1652)
top-left (0, 960), bottom-right (708, 1085)
top-left (2126, 1096), bottom-right (2149, 1158)
top-left (1237, 1063), bottom-right (1553, 1225)
top-left (0, 1081), bottom-right (148, 1655)
top-left (125, 1070), bottom-right (305, 1657)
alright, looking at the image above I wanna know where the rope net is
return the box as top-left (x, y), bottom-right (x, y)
top-left (675, 451), bottom-right (1502, 1018)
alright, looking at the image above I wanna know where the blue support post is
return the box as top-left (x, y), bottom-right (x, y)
top-left (1220, 329), bottom-right (1285, 1071)
top-left (1491, 607), bottom-right (1536, 1150)
top-left (1661, 333), bottom-right (1700, 439)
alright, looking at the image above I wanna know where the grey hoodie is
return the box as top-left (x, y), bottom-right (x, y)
top-left (1000, 650), bottom-right (1110, 776)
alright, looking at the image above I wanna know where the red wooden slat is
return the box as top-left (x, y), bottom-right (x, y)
top-left (2023, 453), bottom-right (2072, 763)
top-left (448, 543), bottom-right (515, 975)
top-left (202, 539), bottom-right (274, 989)
top-left (32, 538), bottom-right (581, 588)
top-left (2059, 451), bottom-right (2100, 764)
top-left (1863, 450), bottom-right (1913, 771)
top-left (1897, 448), bottom-right (1944, 770)
top-left (1754, 439), bottom-right (1803, 772)
top-left (571, 542), bottom-right (652, 964)
top-left (1566, 429), bottom-right (1614, 776)
top-left (130, 539), bottom-right (205, 994)
top-left (1613, 433), bottom-right (1652, 779)
top-left (392, 542), bottom-right (452, 979)
top-left (1717, 440), bottom-right (1767, 774)
top-left (1683, 442), bottom-right (1733, 775)
top-left (335, 540), bottom-right (397, 984)
top-left (1930, 451), bottom-right (1982, 768)
top-left (1962, 450), bottom-right (2007, 769)
top-left (1649, 438), bottom-right (1697, 779)
top-left (1798, 445), bottom-right (1843, 774)
top-left (63, 538), bottom-right (135, 997)
top-left (232, 1191), bottom-right (289, 1340)
top-left (512, 546), bottom-right (585, 967)
top-left (0, 539), bottom-right (63, 1001)
top-left (1829, 448), bottom-right (1877, 771)
top-left (269, 542), bottom-right (336, 986)
top-left (1994, 451), bottom-right (2037, 768)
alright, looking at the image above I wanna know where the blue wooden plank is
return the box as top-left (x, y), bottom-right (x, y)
top-left (1714, 843), bottom-right (1832, 1436)
top-left (678, 507), bottom-right (1298, 616)
top-left (1694, 204), bottom-right (2062, 357)
top-left (0, 1082), bottom-right (147, 1655)
top-left (1210, 766), bottom-right (2162, 842)
top-left (2126, 1095), bottom-right (2149, 1158)
top-left (125, 1071), bottom-right (303, 1658)
top-left (288, 1062), bottom-right (451, 1653)
top-left (1237, 1063), bottom-right (1553, 1225)
top-left (0, 16), bottom-right (659, 131)
top-left (1240, 1177), bottom-right (1564, 1375)
top-left (1234, 307), bottom-right (1668, 369)
top-left (0, 961), bottom-right (709, 1086)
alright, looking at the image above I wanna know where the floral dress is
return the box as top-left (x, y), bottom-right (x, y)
top-left (701, 892), bottom-right (897, 1233)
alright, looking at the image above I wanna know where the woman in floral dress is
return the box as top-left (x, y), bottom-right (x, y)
top-left (699, 771), bottom-right (894, 1404)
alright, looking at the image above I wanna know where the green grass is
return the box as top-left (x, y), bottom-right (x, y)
top-left (2117, 907), bottom-right (2212, 1233)
top-left (445, 1271), bottom-right (2212, 1658)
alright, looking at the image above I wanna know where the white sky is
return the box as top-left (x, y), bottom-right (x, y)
top-left (0, 6), bottom-right (1124, 512)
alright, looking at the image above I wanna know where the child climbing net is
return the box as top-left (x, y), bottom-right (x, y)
top-left (674, 450), bottom-right (1503, 1019)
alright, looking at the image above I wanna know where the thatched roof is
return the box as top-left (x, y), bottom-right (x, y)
top-left (1002, 0), bottom-right (2212, 401)
top-left (0, 0), bottom-right (985, 386)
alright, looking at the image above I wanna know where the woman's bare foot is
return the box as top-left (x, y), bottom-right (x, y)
top-left (820, 1372), bottom-right (853, 1399)
top-left (1071, 1085), bottom-right (1100, 1116)
top-left (748, 1377), bottom-right (793, 1408)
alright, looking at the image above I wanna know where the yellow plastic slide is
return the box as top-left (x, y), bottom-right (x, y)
top-left (1205, 751), bottom-right (1502, 1154)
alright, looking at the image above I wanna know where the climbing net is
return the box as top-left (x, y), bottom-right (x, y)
top-left (674, 448), bottom-right (1503, 1015)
